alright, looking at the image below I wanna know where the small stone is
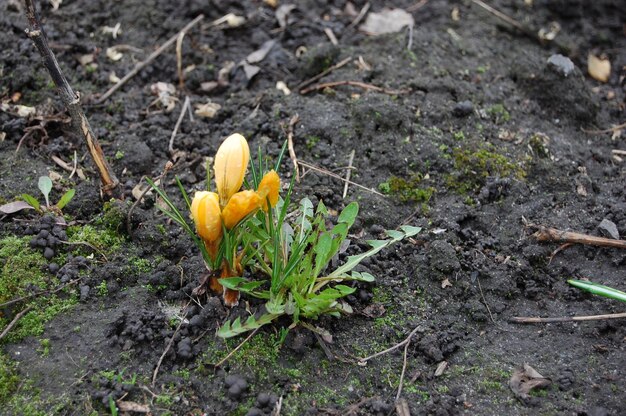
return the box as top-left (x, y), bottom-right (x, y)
top-left (369, 224), bottom-right (385, 235)
top-left (257, 392), bottom-right (270, 407)
top-left (80, 285), bottom-right (90, 301)
top-left (48, 263), bottom-right (59, 274)
top-left (189, 315), bottom-right (204, 328)
top-left (547, 54), bottom-right (575, 77)
top-left (598, 218), bottom-right (619, 240)
top-left (37, 229), bottom-right (50, 239)
top-left (246, 408), bottom-right (263, 416)
top-left (43, 247), bottom-right (55, 260)
top-left (225, 374), bottom-right (239, 388)
top-left (228, 384), bottom-right (242, 400)
top-left (452, 100), bottom-right (474, 117)
top-left (37, 238), bottom-right (48, 248)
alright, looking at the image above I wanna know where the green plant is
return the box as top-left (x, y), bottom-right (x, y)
top-left (568, 280), bottom-right (626, 303)
top-left (25, 176), bottom-right (74, 213)
top-left (218, 193), bottom-right (420, 337)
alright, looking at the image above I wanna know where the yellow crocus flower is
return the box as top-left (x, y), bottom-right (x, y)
top-left (257, 170), bottom-right (280, 211)
top-left (214, 133), bottom-right (250, 207)
top-left (221, 190), bottom-right (262, 230)
top-left (190, 191), bottom-right (222, 260)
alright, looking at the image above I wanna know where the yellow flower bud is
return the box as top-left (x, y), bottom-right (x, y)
top-left (190, 191), bottom-right (223, 244)
top-left (214, 133), bottom-right (250, 206)
top-left (257, 170), bottom-right (280, 210)
top-left (221, 190), bottom-right (261, 229)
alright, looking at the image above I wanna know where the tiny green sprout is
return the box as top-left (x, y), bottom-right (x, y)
top-left (0, 175), bottom-right (75, 215)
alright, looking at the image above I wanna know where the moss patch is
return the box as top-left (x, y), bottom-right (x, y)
top-left (0, 236), bottom-right (77, 343)
top-left (446, 146), bottom-right (526, 194)
top-left (379, 175), bottom-right (435, 205)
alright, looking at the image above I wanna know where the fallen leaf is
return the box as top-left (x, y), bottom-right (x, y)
top-left (241, 62), bottom-right (261, 80)
top-left (276, 81), bottom-right (291, 95)
top-left (0, 201), bottom-right (34, 214)
top-left (362, 303), bottom-right (385, 318)
top-left (588, 54), bottom-right (611, 83)
top-left (77, 54), bottom-right (94, 66)
top-left (106, 47), bottom-right (123, 61)
top-left (15, 105), bottom-right (36, 118)
top-left (116, 400), bottom-right (150, 413)
top-left (195, 101), bottom-right (221, 118)
top-left (360, 8), bottom-right (414, 35)
top-left (509, 363), bottom-right (551, 401)
top-left (0, 132), bottom-right (5, 142)
top-left (109, 72), bottom-right (120, 84)
top-left (434, 361), bottom-right (448, 377)
top-left (246, 40), bottom-right (277, 64)
top-left (276, 4), bottom-right (297, 29)
top-left (441, 278), bottom-right (452, 289)
top-left (264, 0), bottom-right (278, 7)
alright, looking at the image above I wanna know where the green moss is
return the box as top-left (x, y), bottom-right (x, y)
top-left (0, 236), bottom-right (47, 303)
top-left (0, 236), bottom-right (78, 343)
top-left (0, 353), bottom-right (19, 404)
top-left (38, 338), bottom-right (51, 357)
top-left (67, 224), bottom-right (123, 253)
top-left (487, 104), bottom-right (510, 124)
top-left (378, 175), bottom-right (435, 204)
top-left (446, 146), bottom-right (526, 194)
top-left (305, 135), bottom-right (320, 150)
top-left (99, 200), bottom-right (128, 234)
top-left (96, 280), bottom-right (108, 297)
top-left (114, 150), bottom-right (124, 160)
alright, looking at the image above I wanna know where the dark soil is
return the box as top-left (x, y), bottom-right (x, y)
top-left (1, 1), bottom-right (625, 415)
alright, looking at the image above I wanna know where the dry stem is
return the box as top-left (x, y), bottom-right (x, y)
top-left (531, 226), bottom-right (626, 250)
top-left (0, 306), bottom-right (34, 341)
top-left (23, 0), bottom-right (120, 196)
top-left (300, 80), bottom-right (410, 95)
top-left (511, 312), bottom-right (626, 323)
top-left (287, 115), bottom-right (300, 181)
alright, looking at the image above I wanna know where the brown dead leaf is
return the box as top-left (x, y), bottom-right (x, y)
top-left (434, 361), bottom-right (448, 377)
top-left (509, 363), bottom-right (551, 401)
top-left (360, 8), bottom-right (414, 35)
top-left (362, 303), bottom-right (385, 318)
top-left (588, 54), bottom-right (611, 83)
top-left (0, 201), bottom-right (34, 215)
top-left (195, 101), bottom-right (221, 118)
top-left (116, 400), bottom-right (150, 413)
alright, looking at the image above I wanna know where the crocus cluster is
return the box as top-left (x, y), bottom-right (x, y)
top-left (190, 133), bottom-right (279, 306)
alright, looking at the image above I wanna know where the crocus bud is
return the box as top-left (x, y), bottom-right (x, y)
top-left (221, 190), bottom-right (261, 229)
top-left (190, 191), bottom-right (222, 243)
top-left (214, 133), bottom-right (250, 206)
top-left (257, 170), bottom-right (280, 210)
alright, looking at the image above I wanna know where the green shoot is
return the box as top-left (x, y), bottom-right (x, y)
top-left (568, 280), bottom-right (626, 303)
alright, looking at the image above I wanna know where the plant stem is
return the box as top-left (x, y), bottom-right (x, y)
top-left (23, 0), bottom-right (120, 197)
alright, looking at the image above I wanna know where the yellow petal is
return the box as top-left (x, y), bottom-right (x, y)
top-left (221, 190), bottom-right (261, 229)
top-left (257, 170), bottom-right (280, 210)
top-left (190, 191), bottom-right (223, 243)
top-left (214, 133), bottom-right (250, 206)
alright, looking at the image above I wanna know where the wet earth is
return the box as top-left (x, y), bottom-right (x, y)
top-left (0, 0), bottom-right (625, 415)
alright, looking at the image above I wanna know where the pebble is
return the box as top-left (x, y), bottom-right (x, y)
top-left (43, 247), bottom-right (55, 260)
top-left (256, 392), bottom-right (270, 407)
top-left (547, 54), bottom-right (575, 77)
top-left (598, 218), bottom-right (619, 240)
top-left (80, 285), bottom-right (90, 301)
top-left (452, 100), bottom-right (474, 117)
top-left (246, 408), bottom-right (263, 416)
top-left (48, 263), bottom-right (59, 274)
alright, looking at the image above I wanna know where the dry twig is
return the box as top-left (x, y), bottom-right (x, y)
top-left (344, 2), bottom-right (370, 33)
top-left (531, 226), bottom-right (626, 250)
top-left (342, 150), bottom-right (355, 198)
top-left (0, 279), bottom-right (81, 309)
top-left (511, 312), bottom-right (626, 323)
top-left (0, 306), bottom-right (33, 341)
top-left (96, 14), bottom-right (204, 103)
top-left (297, 57), bottom-right (352, 93)
top-left (286, 115), bottom-right (300, 181)
top-left (169, 96), bottom-right (191, 156)
top-left (582, 121), bottom-right (626, 135)
top-left (298, 160), bottom-right (384, 196)
top-left (359, 325), bottom-right (420, 363)
top-left (213, 328), bottom-right (260, 368)
top-left (23, 0), bottom-right (119, 196)
top-left (300, 80), bottom-right (410, 95)
top-left (152, 301), bottom-right (190, 386)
